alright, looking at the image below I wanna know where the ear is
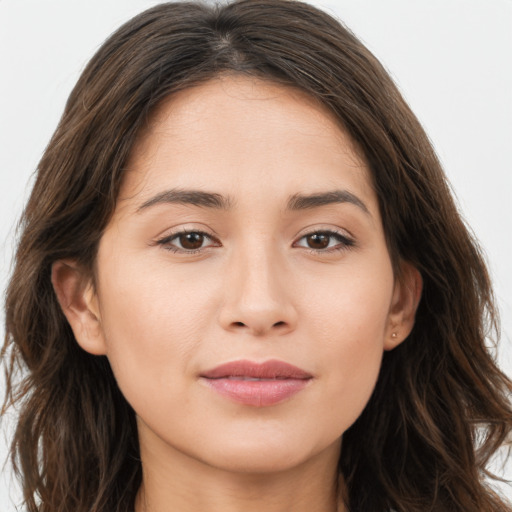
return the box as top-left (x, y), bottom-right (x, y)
top-left (384, 261), bottom-right (423, 351)
top-left (51, 260), bottom-right (107, 355)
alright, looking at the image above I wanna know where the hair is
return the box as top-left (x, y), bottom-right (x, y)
top-left (2, 1), bottom-right (511, 511)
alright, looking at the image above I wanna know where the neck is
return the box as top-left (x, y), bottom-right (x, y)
top-left (134, 430), bottom-right (345, 512)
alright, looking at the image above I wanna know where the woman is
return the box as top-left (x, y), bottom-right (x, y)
top-left (2, 1), bottom-right (511, 511)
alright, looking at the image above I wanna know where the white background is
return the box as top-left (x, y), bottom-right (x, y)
top-left (1, 0), bottom-right (511, 508)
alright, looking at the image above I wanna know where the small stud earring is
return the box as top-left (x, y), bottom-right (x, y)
top-left (391, 332), bottom-right (398, 339)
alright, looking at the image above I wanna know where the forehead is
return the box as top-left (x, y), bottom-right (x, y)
top-left (120, 75), bottom-right (376, 213)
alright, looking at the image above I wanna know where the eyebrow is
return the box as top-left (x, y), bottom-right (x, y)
top-left (137, 189), bottom-right (233, 211)
top-left (137, 188), bottom-right (370, 215)
top-left (286, 190), bottom-right (369, 214)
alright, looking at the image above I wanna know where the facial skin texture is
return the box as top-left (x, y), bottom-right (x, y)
top-left (53, 75), bottom-right (421, 512)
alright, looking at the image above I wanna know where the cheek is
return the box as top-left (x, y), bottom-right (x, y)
top-left (94, 235), bottom-right (394, 457)
top-left (301, 255), bottom-right (393, 353)
top-left (94, 256), bottom-right (221, 402)
top-left (300, 260), bottom-right (393, 429)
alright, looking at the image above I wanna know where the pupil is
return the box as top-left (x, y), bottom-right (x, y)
top-left (180, 233), bottom-right (204, 250)
top-left (308, 233), bottom-right (329, 249)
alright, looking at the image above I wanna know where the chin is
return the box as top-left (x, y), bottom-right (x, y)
top-left (196, 432), bottom-right (341, 475)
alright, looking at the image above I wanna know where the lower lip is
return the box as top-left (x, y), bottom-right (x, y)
top-left (202, 378), bottom-right (310, 407)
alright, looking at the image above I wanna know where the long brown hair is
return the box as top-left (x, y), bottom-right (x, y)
top-left (3, 1), bottom-right (511, 511)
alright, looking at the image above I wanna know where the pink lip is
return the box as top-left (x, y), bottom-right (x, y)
top-left (200, 359), bottom-right (313, 407)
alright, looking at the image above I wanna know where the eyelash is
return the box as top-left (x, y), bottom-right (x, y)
top-left (155, 229), bottom-right (355, 255)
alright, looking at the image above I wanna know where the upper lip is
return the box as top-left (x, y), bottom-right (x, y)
top-left (200, 359), bottom-right (313, 380)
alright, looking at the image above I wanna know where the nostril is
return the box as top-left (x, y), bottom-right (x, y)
top-left (274, 321), bottom-right (286, 327)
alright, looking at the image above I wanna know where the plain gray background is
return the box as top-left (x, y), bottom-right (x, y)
top-left (1, 0), bottom-right (511, 507)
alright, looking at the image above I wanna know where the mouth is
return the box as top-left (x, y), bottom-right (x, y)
top-left (199, 359), bottom-right (313, 407)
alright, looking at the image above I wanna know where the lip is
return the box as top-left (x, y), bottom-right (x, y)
top-left (200, 359), bottom-right (313, 407)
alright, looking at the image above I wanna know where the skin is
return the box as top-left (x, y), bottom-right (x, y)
top-left (53, 75), bottom-right (421, 512)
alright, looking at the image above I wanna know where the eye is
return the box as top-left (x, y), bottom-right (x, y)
top-left (294, 230), bottom-right (355, 252)
top-left (155, 228), bottom-right (353, 254)
top-left (156, 230), bottom-right (219, 253)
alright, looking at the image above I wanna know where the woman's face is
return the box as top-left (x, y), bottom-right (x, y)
top-left (57, 75), bottom-right (419, 475)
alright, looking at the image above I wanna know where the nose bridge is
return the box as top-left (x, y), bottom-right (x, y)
top-left (218, 236), bottom-right (297, 335)
top-left (240, 242), bottom-right (279, 302)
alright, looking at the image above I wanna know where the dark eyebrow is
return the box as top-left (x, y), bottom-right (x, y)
top-left (137, 188), bottom-right (369, 215)
top-left (137, 188), bottom-right (234, 212)
top-left (286, 190), bottom-right (370, 215)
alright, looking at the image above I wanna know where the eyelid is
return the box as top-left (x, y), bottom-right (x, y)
top-left (153, 226), bottom-right (356, 255)
top-left (293, 228), bottom-right (356, 253)
top-left (154, 228), bottom-right (221, 254)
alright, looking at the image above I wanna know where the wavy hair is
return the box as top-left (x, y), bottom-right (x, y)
top-left (3, 1), bottom-right (512, 511)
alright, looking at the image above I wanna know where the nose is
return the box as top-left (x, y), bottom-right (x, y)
top-left (217, 245), bottom-right (298, 337)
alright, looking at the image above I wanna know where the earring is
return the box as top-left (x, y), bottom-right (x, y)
top-left (391, 332), bottom-right (398, 339)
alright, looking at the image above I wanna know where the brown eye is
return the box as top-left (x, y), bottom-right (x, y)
top-left (157, 230), bottom-right (217, 253)
top-left (306, 233), bottom-right (330, 249)
top-left (294, 230), bottom-right (355, 253)
top-left (178, 232), bottom-right (205, 250)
